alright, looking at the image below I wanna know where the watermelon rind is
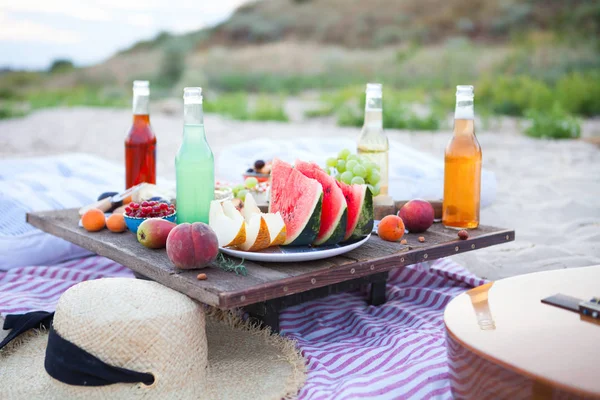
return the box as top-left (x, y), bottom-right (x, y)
top-left (320, 208), bottom-right (347, 246)
top-left (295, 161), bottom-right (348, 246)
top-left (348, 186), bottom-right (374, 241)
top-left (287, 193), bottom-right (322, 246)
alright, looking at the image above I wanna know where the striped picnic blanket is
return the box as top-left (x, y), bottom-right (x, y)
top-left (0, 255), bottom-right (485, 399)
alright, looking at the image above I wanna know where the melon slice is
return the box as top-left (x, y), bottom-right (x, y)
top-left (295, 160), bottom-right (347, 245)
top-left (269, 158), bottom-right (322, 246)
top-left (337, 182), bottom-right (374, 241)
top-left (241, 192), bottom-right (262, 222)
top-left (242, 193), bottom-right (287, 247)
top-left (222, 200), bottom-right (243, 221)
top-left (262, 213), bottom-right (286, 246)
top-left (209, 200), bottom-right (246, 247)
top-left (238, 214), bottom-right (271, 252)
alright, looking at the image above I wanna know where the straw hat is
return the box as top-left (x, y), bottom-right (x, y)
top-left (0, 278), bottom-right (305, 399)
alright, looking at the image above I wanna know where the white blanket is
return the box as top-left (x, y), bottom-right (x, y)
top-left (0, 154), bottom-right (124, 270)
top-left (1, 141), bottom-right (495, 270)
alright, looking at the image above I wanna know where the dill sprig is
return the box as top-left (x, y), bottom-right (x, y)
top-left (214, 252), bottom-right (248, 276)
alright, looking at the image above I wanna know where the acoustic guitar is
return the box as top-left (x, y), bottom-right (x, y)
top-left (444, 265), bottom-right (600, 400)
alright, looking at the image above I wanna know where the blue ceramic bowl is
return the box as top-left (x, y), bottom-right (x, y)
top-left (123, 211), bottom-right (177, 234)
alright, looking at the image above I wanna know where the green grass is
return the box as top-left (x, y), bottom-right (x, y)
top-left (0, 102), bottom-right (27, 120)
top-left (314, 87), bottom-right (443, 130)
top-left (556, 71), bottom-right (600, 117)
top-left (304, 68), bottom-right (600, 132)
top-left (252, 96), bottom-right (288, 121)
top-left (304, 105), bottom-right (336, 118)
top-left (204, 92), bottom-right (249, 119)
top-left (25, 87), bottom-right (128, 110)
top-left (0, 84), bottom-right (128, 119)
top-left (337, 103), bottom-right (442, 130)
top-left (477, 71), bottom-right (600, 117)
top-left (205, 72), bottom-right (365, 94)
top-left (204, 93), bottom-right (288, 122)
top-left (524, 104), bottom-right (581, 139)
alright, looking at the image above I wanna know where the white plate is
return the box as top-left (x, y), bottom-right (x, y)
top-left (220, 234), bottom-right (371, 263)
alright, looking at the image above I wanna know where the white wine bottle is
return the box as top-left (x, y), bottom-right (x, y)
top-left (357, 83), bottom-right (389, 196)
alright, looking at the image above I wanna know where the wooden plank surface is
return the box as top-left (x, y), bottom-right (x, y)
top-left (27, 208), bottom-right (514, 309)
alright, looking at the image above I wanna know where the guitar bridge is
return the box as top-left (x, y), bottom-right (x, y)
top-left (579, 297), bottom-right (600, 319)
top-left (541, 294), bottom-right (600, 320)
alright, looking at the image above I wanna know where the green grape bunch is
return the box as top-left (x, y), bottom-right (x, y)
top-left (324, 148), bottom-right (381, 196)
top-left (230, 177), bottom-right (259, 200)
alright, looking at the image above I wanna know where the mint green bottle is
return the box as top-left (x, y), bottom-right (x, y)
top-left (175, 87), bottom-right (214, 224)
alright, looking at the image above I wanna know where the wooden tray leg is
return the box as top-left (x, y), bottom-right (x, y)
top-left (246, 300), bottom-right (281, 333)
top-left (369, 279), bottom-right (387, 306)
top-left (245, 271), bottom-right (391, 333)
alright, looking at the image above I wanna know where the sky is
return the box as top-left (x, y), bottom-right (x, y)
top-left (0, 0), bottom-right (247, 70)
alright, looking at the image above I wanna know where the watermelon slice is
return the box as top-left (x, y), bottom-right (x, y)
top-left (295, 160), bottom-right (347, 246)
top-left (269, 158), bottom-right (322, 246)
top-left (337, 181), bottom-right (374, 241)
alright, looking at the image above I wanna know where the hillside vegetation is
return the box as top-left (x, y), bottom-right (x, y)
top-left (210, 0), bottom-right (598, 47)
top-left (1, 0), bottom-right (599, 137)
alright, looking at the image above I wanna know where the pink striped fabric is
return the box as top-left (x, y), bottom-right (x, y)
top-left (0, 256), bottom-right (485, 399)
top-left (0, 256), bottom-right (134, 315)
top-left (280, 258), bottom-right (487, 400)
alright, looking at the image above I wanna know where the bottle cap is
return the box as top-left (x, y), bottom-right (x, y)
top-left (456, 85), bottom-right (474, 97)
top-left (183, 87), bottom-right (203, 104)
top-left (133, 80), bottom-right (150, 95)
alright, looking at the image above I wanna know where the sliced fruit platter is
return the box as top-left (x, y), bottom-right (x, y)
top-left (209, 158), bottom-right (374, 262)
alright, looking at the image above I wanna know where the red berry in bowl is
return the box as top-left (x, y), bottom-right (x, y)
top-left (141, 201), bottom-right (149, 207)
top-left (160, 203), bottom-right (168, 210)
top-left (130, 202), bottom-right (139, 209)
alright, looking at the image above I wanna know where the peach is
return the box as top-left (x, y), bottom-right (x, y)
top-left (137, 218), bottom-right (176, 249)
top-left (398, 200), bottom-right (434, 233)
top-left (166, 223), bottom-right (219, 270)
top-left (377, 215), bottom-right (405, 242)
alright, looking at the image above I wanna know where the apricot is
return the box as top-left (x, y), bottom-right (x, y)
top-left (398, 199), bottom-right (434, 233)
top-left (82, 209), bottom-right (106, 232)
top-left (166, 223), bottom-right (219, 270)
top-left (106, 213), bottom-right (127, 233)
top-left (378, 215), bottom-right (405, 242)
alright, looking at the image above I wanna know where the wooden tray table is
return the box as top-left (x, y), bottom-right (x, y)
top-left (27, 208), bottom-right (514, 332)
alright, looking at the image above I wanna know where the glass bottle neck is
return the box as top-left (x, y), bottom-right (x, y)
top-left (132, 93), bottom-right (149, 116)
top-left (454, 96), bottom-right (474, 120)
top-left (364, 95), bottom-right (383, 129)
top-left (364, 110), bottom-right (383, 129)
top-left (132, 114), bottom-right (150, 125)
top-left (184, 102), bottom-right (204, 126)
top-left (453, 118), bottom-right (475, 137)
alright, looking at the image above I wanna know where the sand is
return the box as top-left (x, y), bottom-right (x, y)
top-left (1, 107), bottom-right (599, 280)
